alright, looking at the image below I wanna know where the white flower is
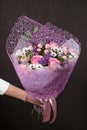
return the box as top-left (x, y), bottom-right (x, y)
top-left (22, 46), bottom-right (33, 54)
top-left (22, 47), bottom-right (30, 54)
top-left (68, 54), bottom-right (74, 60)
top-left (50, 51), bottom-right (57, 57)
top-left (36, 64), bottom-right (43, 69)
top-left (57, 48), bottom-right (63, 55)
top-left (15, 49), bottom-right (22, 56)
top-left (29, 64), bottom-right (36, 70)
top-left (29, 64), bottom-right (43, 70)
top-left (52, 47), bottom-right (59, 52)
top-left (28, 45), bottom-right (33, 51)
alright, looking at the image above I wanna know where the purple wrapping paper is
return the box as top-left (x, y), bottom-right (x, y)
top-left (6, 16), bottom-right (81, 99)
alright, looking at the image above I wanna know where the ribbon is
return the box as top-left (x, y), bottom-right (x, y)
top-left (42, 98), bottom-right (57, 124)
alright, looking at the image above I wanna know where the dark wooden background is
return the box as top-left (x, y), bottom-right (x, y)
top-left (0, 0), bottom-right (87, 129)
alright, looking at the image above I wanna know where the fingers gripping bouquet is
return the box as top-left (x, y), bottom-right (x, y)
top-left (6, 16), bottom-right (81, 123)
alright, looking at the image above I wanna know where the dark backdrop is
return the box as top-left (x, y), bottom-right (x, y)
top-left (0, 0), bottom-right (87, 129)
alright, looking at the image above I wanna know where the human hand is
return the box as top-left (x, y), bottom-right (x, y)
top-left (25, 93), bottom-right (43, 107)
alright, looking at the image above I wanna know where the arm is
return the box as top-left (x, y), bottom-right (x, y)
top-left (0, 78), bottom-right (42, 106)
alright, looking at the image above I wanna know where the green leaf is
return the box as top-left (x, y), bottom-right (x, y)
top-left (57, 56), bottom-right (65, 62)
top-left (33, 26), bottom-right (38, 33)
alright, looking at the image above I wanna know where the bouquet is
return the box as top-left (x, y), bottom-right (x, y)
top-left (6, 16), bottom-right (81, 123)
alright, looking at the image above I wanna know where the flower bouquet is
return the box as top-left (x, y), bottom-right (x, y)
top-left (6, 16), bottom-right (81, 123)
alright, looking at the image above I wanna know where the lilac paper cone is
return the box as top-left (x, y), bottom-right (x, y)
top-left (6, 16), bottom-right (81, 123)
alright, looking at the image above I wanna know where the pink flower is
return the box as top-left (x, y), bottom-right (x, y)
top-left (44, 49), bottom-right (49, 54)
top-left (49, 42), bottom-right (57, 47)
top-left (37, 48), bottom-right (41, 52)
top-left (38, 43), bottom-right (43, 48)
top-left (45, 44), bottom-right (50, 48)
top-left (49, 57), bottom-right (60, 66)
top-left (31, 55), bottom-right (43, 64)
top-left (45, 42), bottom-right (58, 49)
top-left (68, 48), bottom-right (73, 53)
top-left (63, 47), bottom-right (68, 54)
top-left (62, 55), bottom-right (67, 60)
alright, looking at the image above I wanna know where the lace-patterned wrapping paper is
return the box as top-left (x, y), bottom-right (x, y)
top-left (6, 16), bottom-right (81, 123)
top-left (6, 15), bottom-right (81, 98)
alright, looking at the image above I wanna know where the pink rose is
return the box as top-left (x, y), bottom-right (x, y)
top-left (49, 57), bottom-right (60, 66)
top-left (31, 55), bottom-right (43, 64)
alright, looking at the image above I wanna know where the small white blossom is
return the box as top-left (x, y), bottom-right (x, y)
top-left (28, 45), bottom-right (33, 51)
top-left (22, 46), bottom-right (33, 54)
top-left (68, 54), bottom-right (74, 60)
top-left (22, 47), bottom-right (29, 54)
top-left (36, 64), bottom-right (43, 69)
top-left (57, 48), bottom-right (63, 55)
top-left (50, 51), bottom-right (57, 57)
top-left (29, 64), bottom-right (36, 70)
top-left (15, 49), bottom-right (22, 56)
top-left (52, 47), bottom-right (59, 52)
top-left (29, 64), bottom-right (43, 70)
